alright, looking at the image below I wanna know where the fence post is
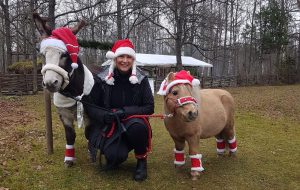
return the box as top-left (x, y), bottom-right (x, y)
top-left (44, 89), bottom-right (53, 155)
top-left (0, 74), bottom-right (2, 95)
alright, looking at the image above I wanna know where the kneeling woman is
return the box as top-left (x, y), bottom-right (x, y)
top-left (85, 39), bottom-right (154, 181)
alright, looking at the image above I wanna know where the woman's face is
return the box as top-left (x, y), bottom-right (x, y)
top-left (115, 54), bottom-right (134, 74)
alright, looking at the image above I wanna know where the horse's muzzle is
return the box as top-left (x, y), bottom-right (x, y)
top-left (187, 110), bottom-right (198, 121)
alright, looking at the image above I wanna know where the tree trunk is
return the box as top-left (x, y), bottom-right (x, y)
top-left (117, 0), bottom-right (122, 39)
top-left (48, 0), bottom-right (56, 28)
top-left (2, 0), bottom-right (12, 72)
top-left (174, 0), bottom-right (185, 71)
top-left (249, 0), bottom-right (257, 77)
top-left (222, 0), bottom-right (228, 77)
top-left (30, 0), bottom-right (38, 94)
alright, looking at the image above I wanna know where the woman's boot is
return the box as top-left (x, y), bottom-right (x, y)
top-left (133, 159), bottom-right (147, 181)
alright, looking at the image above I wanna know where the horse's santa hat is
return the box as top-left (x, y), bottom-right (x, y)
top-left (40, 27), bottom-right (79, 69)
top-left (157, 70), bottom-right (200, 95)
top-left (105, 39), bottom-right (138, 85)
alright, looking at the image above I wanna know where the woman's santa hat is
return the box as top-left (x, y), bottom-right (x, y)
top-left (105, 39), bottom-right (138, 85)
top-left (157, 70), bottom-right (200, 95)
top-left (40, 27), bottom-right (79, 69)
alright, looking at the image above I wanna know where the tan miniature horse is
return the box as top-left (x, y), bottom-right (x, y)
top-left (161, 71), bottom-right (237, 180)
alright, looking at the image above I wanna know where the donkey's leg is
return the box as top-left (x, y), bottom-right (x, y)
top-left (186, 136), bottom-right (204, 180)
top-left (172, 137), bottom-right (186, 168)
top-left (57, 107), bottom-right (76, 167)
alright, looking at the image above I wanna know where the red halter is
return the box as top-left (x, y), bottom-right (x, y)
top-left (176, 96), bottom-right (198, 107)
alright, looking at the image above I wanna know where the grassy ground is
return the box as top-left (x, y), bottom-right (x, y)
top-left (0, 85), bottom-right (300, 190)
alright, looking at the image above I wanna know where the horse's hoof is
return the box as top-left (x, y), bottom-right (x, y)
top-left (217, 153), bottom-right (225, 158)
top-left (190, 171), bottom-right (201, 180)
top-left (64, 161), bottom-right (75, 168)
top-left (229, 151), bottom-right (237, 158)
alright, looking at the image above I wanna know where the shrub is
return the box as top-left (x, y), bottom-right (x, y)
top-left (8, 59), bottom-right (43, 74)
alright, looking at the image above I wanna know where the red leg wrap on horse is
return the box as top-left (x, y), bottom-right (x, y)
top-left (174, 149), bottom-right (185, 165)
top-left (189, 154), bottom-right (204, 171)
top-left (228, 137), bottom-right (237, 152)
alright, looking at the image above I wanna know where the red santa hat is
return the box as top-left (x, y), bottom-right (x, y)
top-left (157, 70), bottom-right (200, 95)
top-left (40, 27), bottom-right (79, 69)
top-left (105, 39), bottom-right (138, 85)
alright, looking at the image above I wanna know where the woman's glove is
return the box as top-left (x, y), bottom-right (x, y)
top-left (113, 109), bottom-right (126, 119)
top-left (103, 112), bottom-right (115, 124)
top-left (103, 109), bottom-right (125, 124)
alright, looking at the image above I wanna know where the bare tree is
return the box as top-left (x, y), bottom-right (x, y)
top-left (0, 0), bottom-right (12, 72)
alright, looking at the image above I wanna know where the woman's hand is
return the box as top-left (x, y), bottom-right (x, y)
top-left (103, 109), bottom-right (125, 124)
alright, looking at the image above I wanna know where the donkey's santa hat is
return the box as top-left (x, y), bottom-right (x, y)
top-left (105, 39), bottom-right (138, 85)
top-left (40, 27), bottom-right (79, 69)
top-left (157, 70), bottom-right (200, 96)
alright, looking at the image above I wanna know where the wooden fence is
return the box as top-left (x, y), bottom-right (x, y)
top-left (154, 75), bottom-right (279, 91)
top-left (0, 74), bottom-right (280, 96)
top-left (0, 74), bottom-right (43, 95)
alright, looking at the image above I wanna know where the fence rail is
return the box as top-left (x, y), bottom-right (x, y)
top-left (0, 74), bottom-right (280, 96)
top-left (0, 74), bottom-right (43, 95)
top-left (154, 75), bottom-right (279, 91)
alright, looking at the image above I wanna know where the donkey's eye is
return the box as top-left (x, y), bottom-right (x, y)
top-left (171, 91), bottom-right (178, 96)
top-left (61, 53), bottom-right (68, 58)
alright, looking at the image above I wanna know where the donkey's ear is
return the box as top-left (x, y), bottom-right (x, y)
top-left (33, 13), bottom-right (52, 38)
top-left (70, 20), bottom-right (87, 35)
top-left (167, 72), bottom-right (175, 82)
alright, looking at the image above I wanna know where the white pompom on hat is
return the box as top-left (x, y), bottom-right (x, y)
top-left (105, 39), bottom-right (137, 85)
top-left (157, 70), bottom-right (200, 96)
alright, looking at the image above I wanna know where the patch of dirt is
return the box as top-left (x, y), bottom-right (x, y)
top-left (0, 99), bottom-right (33, 129)
top-left (0, 97), bottom-right (39, 175)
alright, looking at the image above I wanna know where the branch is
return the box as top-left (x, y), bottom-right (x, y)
top-left (140, 11), bottom-right (175, 39)
top-left (55, 0), bottom-right (109, 19)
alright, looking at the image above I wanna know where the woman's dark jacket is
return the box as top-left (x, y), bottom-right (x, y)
top-left (82, 66), bottom-right (154, 149)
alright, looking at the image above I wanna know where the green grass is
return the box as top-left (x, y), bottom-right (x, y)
top-left (1, 85), bottom-right (300, 190)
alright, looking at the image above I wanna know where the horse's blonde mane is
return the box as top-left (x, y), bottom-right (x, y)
top-left (191, 86), bottom-right (201, 104)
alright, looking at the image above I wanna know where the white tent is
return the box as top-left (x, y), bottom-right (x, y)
top-left (102, 53), bottom-right (213, 68)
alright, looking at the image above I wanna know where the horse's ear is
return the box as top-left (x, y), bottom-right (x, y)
top-left (70, 20), bottom-right (87, 35)
top-left (187, 71), bottom-right (190, 75)
top-left (33, 13), bottom-right (52, 38)
top-left (167, 72), bottom-right (175, 82)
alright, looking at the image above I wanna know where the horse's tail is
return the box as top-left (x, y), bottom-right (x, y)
top-left (220, 91), bottom-right (235, 133)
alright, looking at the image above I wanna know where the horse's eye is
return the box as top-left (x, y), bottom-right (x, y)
top-left (171, 91), bottom-right (178, 96)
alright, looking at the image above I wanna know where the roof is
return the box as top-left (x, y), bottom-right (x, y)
top-left (102, 53), bottom-right (213, 68)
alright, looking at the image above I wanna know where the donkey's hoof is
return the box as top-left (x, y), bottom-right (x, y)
top-left (190, 171), bottom-right (201, 180)
top-left (64, 161), bottom-right (75, 167)
top-left (88, 153), bottom-right (97, 163)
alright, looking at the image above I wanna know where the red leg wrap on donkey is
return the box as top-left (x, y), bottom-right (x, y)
top-left (174, 148), bottom-right (185, 165)
top-left (64, 144), bottom-right (76, 162)
top-left (216, 139), bottom-right (226, 154)
top-left (189, 154), bottom-right (205, 171)
top-left (228, 136), bottom-right (237, 153)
